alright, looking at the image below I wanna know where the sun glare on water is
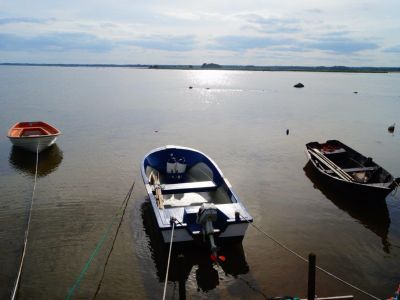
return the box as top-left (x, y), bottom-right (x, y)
top-left (189, 70), bottom-right (235, 89)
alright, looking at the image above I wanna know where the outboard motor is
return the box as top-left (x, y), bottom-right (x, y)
top-left (197, 203), bottom-right (218, 258)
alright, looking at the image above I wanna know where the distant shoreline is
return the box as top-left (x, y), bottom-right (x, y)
top-left (1, 63), bottom-right (400, 73)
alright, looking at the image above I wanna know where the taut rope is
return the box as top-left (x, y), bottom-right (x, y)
top-left (11, 143), bottom-right (40, 300)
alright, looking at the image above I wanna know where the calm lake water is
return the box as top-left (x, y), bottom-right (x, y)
top-left (0, 66), bottom-right (399, 299)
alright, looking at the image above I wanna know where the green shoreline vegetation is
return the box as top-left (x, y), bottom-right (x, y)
top-left (1, 62), bottom-right (399, 73)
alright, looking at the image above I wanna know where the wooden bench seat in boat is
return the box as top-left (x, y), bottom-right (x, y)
top-left (325, 166), bottom-right (377, 174)
top-left (20, 127), bottom-right (51, 137)
top-left (321, 148), bottom-right (346, 155)
top-left (152, 180), bottom-right (217, 194)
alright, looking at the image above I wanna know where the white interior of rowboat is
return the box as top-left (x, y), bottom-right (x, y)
top-left (146, 162), bottom-right (233, 208)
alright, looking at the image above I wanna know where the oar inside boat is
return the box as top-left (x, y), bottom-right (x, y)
top-left (308, 148), bottom-right (354, 182)
top-left (149, 171), bottom-right (164, 209)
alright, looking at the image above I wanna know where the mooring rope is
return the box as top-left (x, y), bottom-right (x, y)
top-left (66, 180), bottom-right (135, 300)
top-left (92, 181), bottom-right (135, 299)
top-left (162, 218), bottom-right (175, 300)
top-left (10, 143), bottom-right (40, 300)
top-left (239, 214), bottom-right (382, 300)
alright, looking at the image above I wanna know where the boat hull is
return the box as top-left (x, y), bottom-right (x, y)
top-left (8, 136), bottom-right (58, 153)
top-left (160, 222), bottom-right (249, 243)
top-left (305, 160), bottom-right (392, 200)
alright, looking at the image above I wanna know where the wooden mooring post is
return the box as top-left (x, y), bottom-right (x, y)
top-left (308, 253), bottom-right (316, 300)
top-left (305, 253), bottom-right (354, 300)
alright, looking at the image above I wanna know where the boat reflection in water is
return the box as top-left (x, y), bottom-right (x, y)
top-left (9, 144), bottom-right (63, 177)
top-left (141, 201), bottom-right (249, 297)
top-left (304, 161), bottom-right (391, 253)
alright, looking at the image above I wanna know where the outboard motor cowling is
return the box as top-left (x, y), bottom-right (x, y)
top-left (197, 203), bottom-right (219, 257)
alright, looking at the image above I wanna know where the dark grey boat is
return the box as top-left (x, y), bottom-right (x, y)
top-left (305, 140), bottom-right (399, 199)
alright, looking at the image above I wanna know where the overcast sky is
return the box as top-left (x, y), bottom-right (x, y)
top-left (0, 0), bottom-right (399, 66)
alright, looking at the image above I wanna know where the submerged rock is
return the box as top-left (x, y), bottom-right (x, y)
top-left (294, 83), bottom-right (304, 88)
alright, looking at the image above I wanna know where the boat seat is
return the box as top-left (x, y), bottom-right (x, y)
top-left (21, 127), bottom-right (50, 136)
top-left (152, 181), bottom-right (217, 194)
top-left (325, 166), bottom-right (377, 174)
top-left (321, 148), bottom-right (346, 155)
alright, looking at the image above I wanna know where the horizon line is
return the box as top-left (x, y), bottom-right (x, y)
top-left (1, 62), bottom-right (400, 71)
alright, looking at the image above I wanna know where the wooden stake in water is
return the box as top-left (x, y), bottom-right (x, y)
top-left (308, 253), bottom-right (316, 300)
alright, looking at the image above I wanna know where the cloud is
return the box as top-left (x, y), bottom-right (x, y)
top-left (0, 32), bottom-right (197, 53)
top-left (0, 32), bottom-right (113, 52)
top-left (383, 45), bottom-right (400, 53)
top-left (0, 1), bottom-right (397, 65)
top-left (306, 9), bottom-right (323, 14)
top-left (126, 35), bottom-right (197, 52)
top-left (209, 30), bottom-right (379, 55)
top-left (240, 13), bottom-right (299, 26)
top-left (211, 35), bottom-right (292, 51)
top-left (238, 13), bottom-right (302, 34)
top-left (268, 45), bottom-right (308, 52)
top-left (0, 17), bottom-right (49, 25)
top-left (307, 34), bottom-right (379, 53)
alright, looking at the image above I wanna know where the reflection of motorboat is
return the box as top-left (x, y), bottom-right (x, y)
top-left (141, 201), bottom-right (249, 295)
top-left (7, 121), bottom-right (61, 153)
top-left (304, 161), bottom-right (391, 253)
top-left (9, 144), bottom-right (63, 177)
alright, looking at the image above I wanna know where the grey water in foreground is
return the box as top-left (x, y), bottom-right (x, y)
top-left (0, 66), bottom-right (399, 299)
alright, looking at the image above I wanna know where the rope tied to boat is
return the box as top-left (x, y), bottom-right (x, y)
top-left (10, 143), bottom-right (40, 300)
top-left (238, 213), bottom-right (383, 300)
top-left (66, 180), bottom-right (135, 300)
top-left (162, 217), bottom-right (176, 300)
top-left (92, 181), bottom-right (135, 299)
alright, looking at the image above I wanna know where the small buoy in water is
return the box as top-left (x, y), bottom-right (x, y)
top-left (154, 130), bottom-right (158, 133)
top-left (189, 86), bottom-right (193, 89)
top-left (354, 91), bottom-right (358, 94)
top-left (286, 129), bottom-right (289, 135)
top-left (294, 83), bottom-right (304, 88)
top-left (388, 123), bottom-right (395, 133)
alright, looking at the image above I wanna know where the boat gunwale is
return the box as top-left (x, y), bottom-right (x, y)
top-left (141, 145), bottom-right (224, 185)
top-left (7, 121), bottom-right (61, 139)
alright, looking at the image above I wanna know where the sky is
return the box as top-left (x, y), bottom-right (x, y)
top-left (0, 0), bottom-right (399, 66)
